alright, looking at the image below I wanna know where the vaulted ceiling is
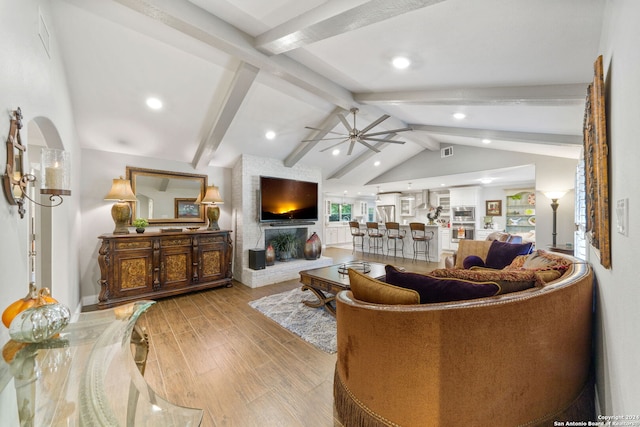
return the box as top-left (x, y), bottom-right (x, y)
top-left (50, 0), bottom-right (605, 196)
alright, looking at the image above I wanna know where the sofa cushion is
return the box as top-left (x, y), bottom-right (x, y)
top-left (463, 255), bottom-right (486, 269)
top-left (384, 265), bottom-right (500, 303)
top-left (348, 268), bottom-right (420, 305)
top-left (485, 240), bottom-right (534, 269)
top-left (429, 268), bottom-right (538, 294)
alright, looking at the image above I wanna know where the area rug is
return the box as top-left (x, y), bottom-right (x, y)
top-left (249, 287), bottom-right (337, 354)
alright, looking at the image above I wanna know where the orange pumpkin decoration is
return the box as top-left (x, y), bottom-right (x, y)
top-left (2, 283), bottom-right (57, 328)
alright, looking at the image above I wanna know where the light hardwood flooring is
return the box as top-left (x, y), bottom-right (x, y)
top-left (134, 247), bottom-right (443, 426)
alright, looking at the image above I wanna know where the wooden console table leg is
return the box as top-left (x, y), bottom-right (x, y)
top-left (301, 285), bottom-right (337, 316)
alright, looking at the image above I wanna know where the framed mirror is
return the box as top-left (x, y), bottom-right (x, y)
top-left (126, 166), bottom-right (208, 226)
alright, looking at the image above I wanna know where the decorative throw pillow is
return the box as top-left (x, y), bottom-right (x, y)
top-left (535, 269), bottom-right (563, 284)
top-left (348, 268), bottom-right (419, 305)
top-left (484, 240), bottom-right (534, 270)
top-left (521, 250), bottom-right (572, 271)
top-left (384, 265), bottom-right (500, 303)
top-left (428, 268), bottom-right (538, 294)
top-left (463, 255), bottom-right (485, 269)
top-left (504, 255), bottom-right (528, 270)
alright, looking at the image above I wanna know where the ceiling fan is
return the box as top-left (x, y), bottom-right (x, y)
top-left (303, 108), bottom-right (412, 155)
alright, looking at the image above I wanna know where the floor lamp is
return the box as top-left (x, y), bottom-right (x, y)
top-left (544, 191), bottom-right (566, 247)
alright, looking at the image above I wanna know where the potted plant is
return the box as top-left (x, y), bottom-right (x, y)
top-left (270, 232), bottom-right (299, 261)
top-left (132, 218), bottom-right (149, 234)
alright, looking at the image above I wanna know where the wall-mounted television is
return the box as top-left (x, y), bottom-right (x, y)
top-left (259, 176), bottom-right (318, 223)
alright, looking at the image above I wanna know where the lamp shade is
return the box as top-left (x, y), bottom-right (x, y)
top-left (104, 178), bottom-right (137, 201)
top-left (201, 185), bottom-right (223, 205)
top-left (544, 191), bottom-right (567, 200)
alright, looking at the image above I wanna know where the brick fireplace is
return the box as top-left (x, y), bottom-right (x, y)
top-left (231, 155), bottom-right (333, 287)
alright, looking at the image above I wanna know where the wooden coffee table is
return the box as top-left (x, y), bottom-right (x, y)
top-left (299, 261), bottom-right (387, 316)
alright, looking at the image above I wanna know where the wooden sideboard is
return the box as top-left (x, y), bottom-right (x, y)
top-left (98, 230), bottom-right (232, 309)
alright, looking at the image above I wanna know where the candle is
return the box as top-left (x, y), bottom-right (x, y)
top-left (45, 165), bottom-right (64, 189)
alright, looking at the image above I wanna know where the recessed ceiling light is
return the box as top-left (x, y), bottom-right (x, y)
top-left (480, 178), bottom-right (493, 184)
top-left (265, 130), bottom-right (276, 140)
top-left (146, 97), bottom-right (163, 110)
top-left (374, 161), bottom-right (381, 166)
top-left (440, 183), bottom-right (446, 187)
top-left (332, 149), bottom-right (340, 156)
top-left (482, 139), bottom-right (491, 144)
top-left (453, 112), bottom-right (466, 120)
top-left (392, 56), bottom-right (411, 70)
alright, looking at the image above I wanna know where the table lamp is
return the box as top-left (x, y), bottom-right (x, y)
top-left (200, 185), bottom-right (224, 230)
top-left (104, 177), bottom-right (137, 234)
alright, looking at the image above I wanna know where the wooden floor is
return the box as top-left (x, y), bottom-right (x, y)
top-left (135, 247), bottom-right (443, 426)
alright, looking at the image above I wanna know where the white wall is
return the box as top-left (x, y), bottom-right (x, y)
top-left (0, 0), bottom-right (80, 325)
top-left (0, 1), bottom-right (80, 419)
top-left (78, 148), bottom-right (231, 305)
top-left (593, 0), bottom-right (640, 415)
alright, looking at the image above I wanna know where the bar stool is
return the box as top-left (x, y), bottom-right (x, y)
top-left (366, 222), bottom-right (384, 254)
top-left (349, 221), bottom-right (366, 253)
top-left (410, 222), bottom-right (434, 262)
top-left (385, 222), bottom-right (405, 258)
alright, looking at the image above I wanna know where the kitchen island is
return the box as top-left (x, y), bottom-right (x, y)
top-left (348, 222), bottom-right (441, 262)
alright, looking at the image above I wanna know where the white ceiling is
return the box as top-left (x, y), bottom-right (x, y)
top-left (50, 0), bottom-right (604, 197)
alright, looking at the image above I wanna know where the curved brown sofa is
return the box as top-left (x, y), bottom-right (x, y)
top-left (334, 256), bottom-right (594, 426)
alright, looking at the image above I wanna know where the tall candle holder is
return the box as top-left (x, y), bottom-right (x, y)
top-left (2, 108), bottom-right (71, 219)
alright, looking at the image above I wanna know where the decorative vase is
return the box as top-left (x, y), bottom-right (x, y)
top-left (265, 244), bottom-right (275, 266)
top-left (136, 227), bottom-right (145, 234)
top-left (304, 232), bottom-right (322, 260)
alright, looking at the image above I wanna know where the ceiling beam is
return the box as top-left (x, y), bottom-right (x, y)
top-left (354, 83), bottom-right (589, 106)
top-left (255, 0), bottom-right (446, 55)
top-left (192, 62), bottom-right (258, 170)
top-left (328, 134), bottom-right (399, 179)
top-left (284, 107), bottom-right (346, 167)
top-left (409, 124), bottom-right (582, 145)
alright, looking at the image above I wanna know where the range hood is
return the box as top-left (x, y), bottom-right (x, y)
top-left (415, 190), bottom-right (430, 210)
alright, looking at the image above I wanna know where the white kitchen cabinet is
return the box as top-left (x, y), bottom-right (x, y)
top-left (439, 228), bottom-right (452, 251)
top-left (325, 227), bottom-right (338, 245)
top-left (400, 197), bottom-right (415, 216)
top-left (449, 186), bottom-right (481, 207)
top-left (359, 201), bottom-right (368, 217)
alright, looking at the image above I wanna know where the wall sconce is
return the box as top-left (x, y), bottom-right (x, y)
top-left (200, 185), bottom-right (223, 230)
top-left (544, 191), bottom-right (567, 247)
top-left (3, 108), bottom-right (71, 219)
top-left (104, 177), bottom-right (137, 234)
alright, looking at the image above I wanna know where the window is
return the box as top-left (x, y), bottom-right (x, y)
top-left (329, 203), bottom-right (352, 222)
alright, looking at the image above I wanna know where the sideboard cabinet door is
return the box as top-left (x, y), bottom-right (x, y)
top-left (198, 233), bottom-right (232, 283)
top-left (159, 236), bottom-right (193, 291)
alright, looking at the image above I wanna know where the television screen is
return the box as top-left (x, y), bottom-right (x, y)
top-left (259, 176), bottom-right (318, 222)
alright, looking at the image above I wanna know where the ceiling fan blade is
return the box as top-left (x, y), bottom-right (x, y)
top-left (362, 137), bottom-right (406, 144)
top-left (301, 136), bottom-right (350, 142)
top-left (319, 139), bottom-right (349, 152)
top-left (337, 113), bottom-right (352, 133)
top-left (304, 126), bottom-right (345, 136)
top-left (357, 140), bottom-right (381, 153)
top-left (363, 127), bottom-right (413, 137)
top-left (347, 140), bottom-right (356, 155)
top-left (359, 114), bottom-right (390, 134)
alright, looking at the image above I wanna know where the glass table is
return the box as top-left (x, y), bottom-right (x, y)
top-left (0, 300), bottom-right (203, 426)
